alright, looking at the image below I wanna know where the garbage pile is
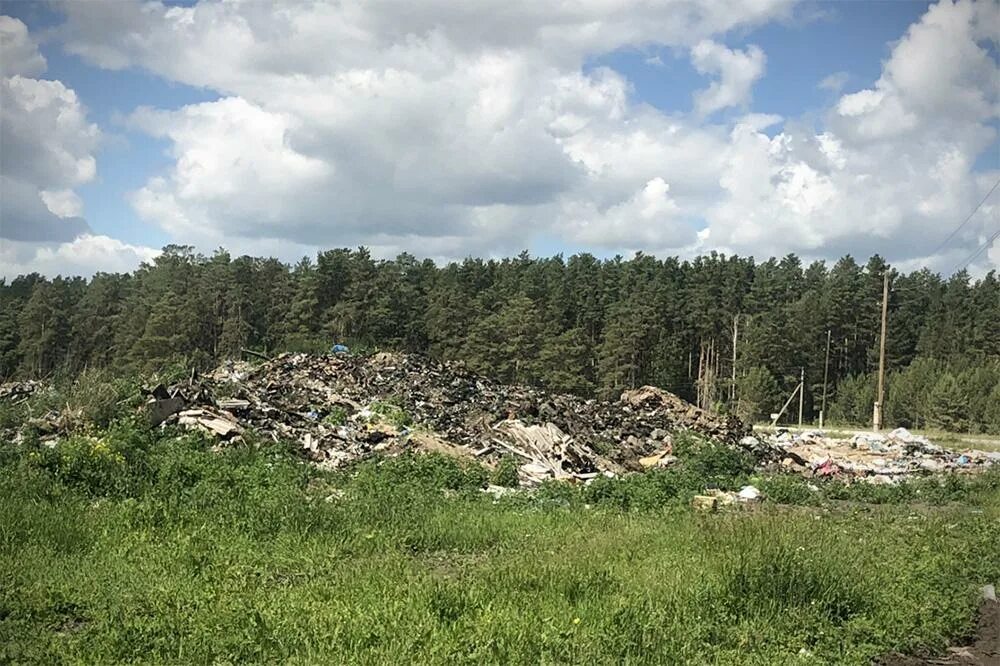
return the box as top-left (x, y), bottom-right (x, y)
top-left (0, 380), bottom-right (43, 403)
top-left (143, 351), bottom-right (749, 484)
top-left (6, 352), bottom-right (997, 487)
top-left (745, 427), bottom-right (1000, 483)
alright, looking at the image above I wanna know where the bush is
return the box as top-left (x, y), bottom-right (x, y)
top-left (757, 475), bottom-right (821, 505)
top-left (369, 400), bottom-right (413, 428)
top-left (676, 435), bottom-right (755, 485)
top-left (65, 367), bottom-right (141, 428)
top-left (491, 455), bottom-right (520, 487)
top-left (349, 453), bottom-right (487, 496)
top-left (324, 406), bottom-right (348, 426)
top-left (30, 435), bottom-right (129, 497)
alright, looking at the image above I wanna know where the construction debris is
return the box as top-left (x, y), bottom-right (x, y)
top-left (692, 486), bottom-right (762, 511)
top-left (746, 427), bottom-right (1000, 481)
top-left (132, 351), bottom-right (747, 483)
top-left (0, 380), bottom-right (44, 403)
top-left (3, 353), bottom-right (998, 487)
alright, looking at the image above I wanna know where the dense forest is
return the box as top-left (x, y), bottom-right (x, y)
top-left (2, 245), bottom-right (999, 433)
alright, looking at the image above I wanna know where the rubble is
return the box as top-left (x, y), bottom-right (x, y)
top-left (129, 351), bottom-right (750, 483)
top-left (748, 427), bottom-right (999, 481)
top-left (3, 353), bottom-right (998, 487)
top-left (0, 380), bottom-right (44, 403)
top-left (692, 485), bottom-right (762, 511)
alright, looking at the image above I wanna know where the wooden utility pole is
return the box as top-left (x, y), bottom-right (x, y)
top-left (797, 367), bottom-right (805, 427)
top-left (731, 315), bottom-right (739, 403)
top-left (820, 329), bottom-right (831, 428)
top-left (770, 380), bottom-right (802, 427)
top-left (873, 271), bottom-right (890, 431)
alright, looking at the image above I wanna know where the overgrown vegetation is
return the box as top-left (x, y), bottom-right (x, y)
top-left (3, 247), bottom-right (999, 432)
top-left (2, 419), bottom-right (998, 664)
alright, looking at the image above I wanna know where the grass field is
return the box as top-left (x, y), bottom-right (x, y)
top-left (2, 422), bottom-right (999, 664)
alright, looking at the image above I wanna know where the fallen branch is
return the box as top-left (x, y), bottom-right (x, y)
top-left (241, 348), bottom-right (272, 362)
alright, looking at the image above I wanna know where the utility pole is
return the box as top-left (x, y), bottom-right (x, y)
top-left (731, 314), bottom-right (739, 403)
top-left (797, 367), bottom-right (805, 427)
top-left (820, 329), bottom-right (831, 428)
top-left (873, 271), bottom-right (890, 431)
top-left (771, 380), bottom-right (801, 427)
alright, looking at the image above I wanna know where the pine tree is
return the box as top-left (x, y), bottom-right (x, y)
top-left (927, 373), bottom-right (968, 432)
top-left (736, 366), bottom-right (779, 423)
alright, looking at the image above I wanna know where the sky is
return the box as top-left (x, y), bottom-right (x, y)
top-left (1, 0), bottom-right (998, 278)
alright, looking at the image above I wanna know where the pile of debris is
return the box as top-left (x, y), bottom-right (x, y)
top-left (0, 380), bottom-right (43, 404)
top-left (6, 352), bottom-right (997, 487)
top-left (142, 351), bottom-right (749, 484)
top-left (745, 427), bottom-right (1000, 483)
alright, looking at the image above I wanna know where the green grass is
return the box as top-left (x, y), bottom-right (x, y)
top-left (1, 424), bottom-right (999, 664)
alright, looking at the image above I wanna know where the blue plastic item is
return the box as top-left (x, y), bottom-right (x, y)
top-left (331, 344), bottom-right (350, 354)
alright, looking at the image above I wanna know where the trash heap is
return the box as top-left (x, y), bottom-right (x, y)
top-left (0, 380), bottom-right (43, 403)
top-left (744, 427), bottom-right (1000, 483)
top-left (144, 351), bottom-right (749, 484)
top-left (6, 352), bottom-right (997, 487)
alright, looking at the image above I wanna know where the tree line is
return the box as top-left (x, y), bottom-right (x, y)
top-left (2, 245), bottom-right (999, 433)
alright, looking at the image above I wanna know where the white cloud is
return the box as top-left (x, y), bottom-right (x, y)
top-left (702, 0), bottom-right (1000, 271)
top-left (559, 177), bottom-right (697, 251)
top-left (690, 39), bottom-right (767, 115)
top-left (0, 22), bottom-right (102, 248)
top-left (0, 234), bottom-right (160, 279)
top-left (1, 75), bottom-right (98, 190)
top-left (0, 16), bottom-right (46, 77)
top-left (27, 0), bottom-right (1000, 276)
top-left (0, 15), bottom-right (160, 277)
top-left (987, 235), bottom-right (1000, 269)
top-left (818, 71), bottom-right (848, 93)
top-left (40, 189), bottom-right (84, 218)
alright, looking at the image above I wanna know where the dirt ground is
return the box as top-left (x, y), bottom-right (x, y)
top-left (877, 598), bottom-right (999, 665)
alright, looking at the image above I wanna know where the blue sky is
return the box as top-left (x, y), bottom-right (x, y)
top-left (1, 0), bottom-right (998, 277)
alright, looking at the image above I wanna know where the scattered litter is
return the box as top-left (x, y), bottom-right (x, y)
top-left (752, 426), bottom-right (997, 481)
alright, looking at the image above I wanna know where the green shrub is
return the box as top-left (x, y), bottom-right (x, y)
top-left (65, 367), bottom-right (141, 428)
top-left (349, 453), bottom-right (487, 496)
top-left (757, 475), bottom-right (821, 505)
top-left (324, 406), bottom-right (348, 426)
top-left (491, 455), bottom-right (520, 487)
top-left (369, 400), bottom-right (413, 428)
top-left (30, 435), bottom-right (129, 497)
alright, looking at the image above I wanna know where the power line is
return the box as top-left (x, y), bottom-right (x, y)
top-left (929, 176), bottom-right (1000, 258)
top-left (952, 225), bottom-right (1000, 275)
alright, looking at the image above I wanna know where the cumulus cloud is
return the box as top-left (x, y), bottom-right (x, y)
top-left (40, 189), bottom-right (84, 219)
top-left (1, 75), bottom-right (98, 194)
top-left (0, 15), bottom-right (160, 276)
top-left (44, 0), bottom-right (795, 259)
top-left (704, 0), bottom-right (1000, 270)
top-left (1, 176), bottom-right (90, 242)
top-left (33, 0), bottom-right (1000, 275)
top-left (0, 16), bottom-right (46, 77)
top-left (559, 177), bottom-right (697, 251)
top-left (0, 25), bottom-right (101, 247)
top-left (690, 40), bottom-right (767, 115)
top-left (0, 234), bottom-right (160, 279)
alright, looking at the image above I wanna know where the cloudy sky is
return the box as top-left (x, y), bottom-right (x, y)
top-left (1, 0), bottom-right (998, 278)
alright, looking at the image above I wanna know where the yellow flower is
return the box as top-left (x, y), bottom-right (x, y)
top-left (572, 617), bottom-right (581, 625)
